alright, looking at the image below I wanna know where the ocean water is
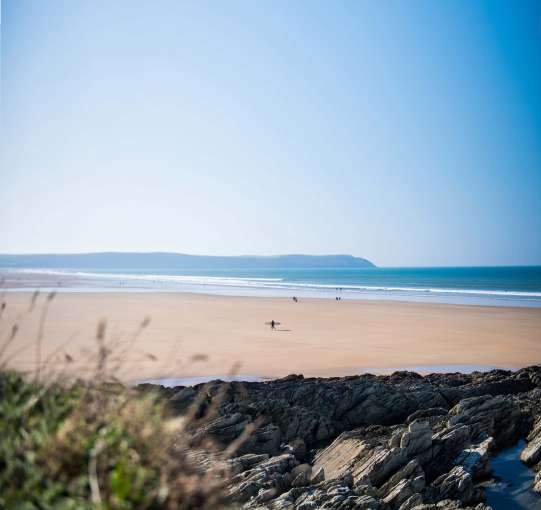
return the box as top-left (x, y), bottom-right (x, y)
top-left (485, 440), bottom-right (541, 509)
top-left (3, 266), bottom-right (541, 308)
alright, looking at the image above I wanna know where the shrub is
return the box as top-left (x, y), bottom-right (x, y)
top-left (0, 370), bottom-right (231, 509)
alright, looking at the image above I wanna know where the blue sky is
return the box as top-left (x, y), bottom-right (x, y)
top-left (2, 0), bottom-right (541, 266)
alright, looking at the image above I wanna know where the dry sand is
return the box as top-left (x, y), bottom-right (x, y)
top-left (2, 292), bottom-right (540, 383)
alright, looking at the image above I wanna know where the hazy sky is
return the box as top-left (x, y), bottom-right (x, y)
top-left (2, 0), bottom-right (541, 266)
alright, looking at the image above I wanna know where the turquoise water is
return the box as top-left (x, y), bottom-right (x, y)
top-left (3, 266), bottom-right (541, 307)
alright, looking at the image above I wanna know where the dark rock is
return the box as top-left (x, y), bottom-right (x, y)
top-left (383, 475), bottom-right (425, 509)
top-left (377, 459), bottom-right (424, 499)
top-left (534, 471), bottom-right (541, 493)
top-left (355, 447), bottom-right (408, 487)
top-left (163, 365), bottom-right (541, 508)
top-left (427, 466), bottom-right (483, 505)
top-left (400, 420), bottom-right (433, 457)
top-left (191, 412), bottom-right (251, 446)
top-left (228, 453), bottom-right (298, 502)
top-left (311, 466), bottom-right (325, 484)
top-left (239, 423), bottom-right (282, 455)
top-left (283, 437), bottom-right (307, 461)
top-left (406, 408), bottom-right (448, 425)
top-left (454, 437), bottom-right (494, 479)
top-left (227, 453), bottom-right (270, 475)
top-left (448, 395), bottom-right (522, 446)
top-left (271, 477), bottom-right (381, 510)
top-left (398, 493), bottom-right (423, 509)
top-left (520, 418), bottom-right (541, 465)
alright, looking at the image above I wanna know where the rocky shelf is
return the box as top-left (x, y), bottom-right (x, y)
top-left (142, 366), bottom-right (541, 509)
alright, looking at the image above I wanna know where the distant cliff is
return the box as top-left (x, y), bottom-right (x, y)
top-left (0, 252), bottom-right (376, 269)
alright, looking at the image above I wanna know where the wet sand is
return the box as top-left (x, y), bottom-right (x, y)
top-left (1, 292), bottom-right (540, 383)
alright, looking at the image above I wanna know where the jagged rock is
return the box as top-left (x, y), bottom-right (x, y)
top-left (291, 464), bottom-right (312, 487)
top-left (454, 437), bottom-right (494, 479)
top-left (169, 385), bottom-right (196, 404)
top-left (292, 470), bottom-right (310, 488)
top-left (228, 453), bottom-right (270, 475)
top-left (311, 466), bottom-right (325, 484)
top-left (272, 477), bottom-right (381, 510)
top-left (389, 429), bottom-right (403, 448)
top-left (398, 493), bottom-right (423, 509)
top-left (312, 429), bottom-right (372, 481)
top-left (284, 437), bottom-right (307, 461)
top-left (354, 447), bottom-right (408, 487)
top-left (410, 500), bottom-right (491, 509)
top-left (255, 486), bottom-right (279, 503)
top-left (406, 408), bottom-right (448, 426)
top-left (178, 366), bottom-right (540, 453)
top-left (354, 474), bottom-right (375, 490)
top-left (159, 366), bottom-right (541, 508)
top-left (448, 395), bottom-right (522, 446)
top-left (427, 466), bottom-right (483, 505)
top-left (520, 419), bottom-right (541, 465)
top-left (291, 463), bottom-right (312, 479)
top-left (192, 412), bottom-right (251, 445)
top-left (383, 475), bottom-right (425, 509)
top-left (228, 453), bottom-right (298, 502)
top-left (400, 420), bottom-right (433, 457)
top-left (533, 471), bottom-right (541, 493)
top-left (377, 459), bottom-right (424, 499)
top-left (239, 423), bottom-right (282, 455)
top-left (427, 425), bottom-right (472, 472)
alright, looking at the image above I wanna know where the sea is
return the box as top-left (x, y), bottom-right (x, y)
top-left (3, 265), bottom-right (541, 308)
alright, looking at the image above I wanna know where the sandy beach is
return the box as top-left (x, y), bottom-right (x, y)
top-left (2, 291), bottom-right (540, 383)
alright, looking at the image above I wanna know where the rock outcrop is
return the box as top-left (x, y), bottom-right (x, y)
top-left (157, 365), bottom-right (541, 508)
top-left (521, 413), bottom-right (541, 494)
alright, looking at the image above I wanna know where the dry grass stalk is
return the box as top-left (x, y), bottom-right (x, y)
top-left (0, 292), bottom-right (261, 509)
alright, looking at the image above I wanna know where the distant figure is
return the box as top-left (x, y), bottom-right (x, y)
top-left (292, 296), bottom-right (298, 303)
top-left (265, 319), bottom-right (281, 330)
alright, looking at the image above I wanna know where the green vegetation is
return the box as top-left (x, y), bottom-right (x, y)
top-left (0, 370), bottom-right (229, 510)
top-left (0, 291), bottom-right (237, 509)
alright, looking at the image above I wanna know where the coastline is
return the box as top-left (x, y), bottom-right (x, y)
top-left (2, 267), bottom-right (541, 308)
top-left (2, 291), bottom-right (540, 383)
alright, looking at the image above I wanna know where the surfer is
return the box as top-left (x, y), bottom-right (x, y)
top-left (265, 320), bottom-right (279, 330)
top-left (265, 319), bottom-right (281, 330)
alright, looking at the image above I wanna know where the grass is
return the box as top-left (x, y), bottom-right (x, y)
top-left (0, 291), bottom-right (237, 510)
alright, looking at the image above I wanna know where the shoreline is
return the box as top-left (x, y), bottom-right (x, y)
top-left (135, 364), bottom-right (520, 388)
top-left (2, 291), bottom-right (540, 382)
top-left (2, 268), bottom-right (541, 309)
top-left (3, 286), bottom-right (541, 310)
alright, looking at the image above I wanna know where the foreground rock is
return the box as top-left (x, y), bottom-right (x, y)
top-left (520, 389), bottom-right (541, 493)
top-left (156, 365), bottom-right (541, 508)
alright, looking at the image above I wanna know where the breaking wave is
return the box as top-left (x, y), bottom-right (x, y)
top-left (11, 268), bottom-right (541, 298)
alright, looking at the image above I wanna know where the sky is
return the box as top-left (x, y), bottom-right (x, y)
top-left (1, 0), bottom-right (541, 267)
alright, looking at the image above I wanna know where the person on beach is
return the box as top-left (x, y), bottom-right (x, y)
top-left (265, 319), bottom-right (281, 330)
